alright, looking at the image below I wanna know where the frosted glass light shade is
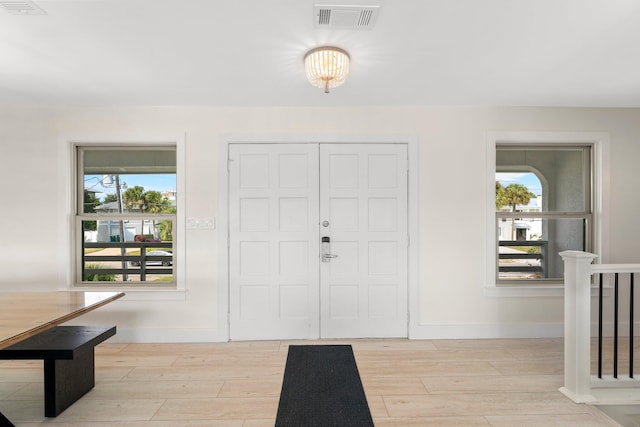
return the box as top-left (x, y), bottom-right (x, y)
top-left (304, 47), bottom-right (350, 93)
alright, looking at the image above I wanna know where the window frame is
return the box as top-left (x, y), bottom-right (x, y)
top-left (496, 144), bottom-right (593, 285)
top-left (71, 142), bottom-right (185, 293)
top-left (485, 132), bottom-right (609, 296)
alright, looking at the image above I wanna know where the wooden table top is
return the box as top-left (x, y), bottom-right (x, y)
top-left (0, 291), bottom-right (125, 350)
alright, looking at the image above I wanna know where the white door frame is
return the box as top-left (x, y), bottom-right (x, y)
top-left (218, 134), bottom-right (420, 341)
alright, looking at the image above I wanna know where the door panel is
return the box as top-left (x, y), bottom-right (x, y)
top-left (229, 144), bottom-right (320, 340)
top-left (229, 143), bottom-right (408, 340)
top-left (319, 144), bottom-right (408, 338)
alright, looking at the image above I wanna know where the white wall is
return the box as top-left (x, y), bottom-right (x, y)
top-left (1, 106), bottom-right (640, 341)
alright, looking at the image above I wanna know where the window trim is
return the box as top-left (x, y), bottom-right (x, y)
top-left (485, 131), bottom-right (609, 296)
top-left (496, 144), bottom-right (592, 285)
top-left (70, 140), bottom-right (186, 293)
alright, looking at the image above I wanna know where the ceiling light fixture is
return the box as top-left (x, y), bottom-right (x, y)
top-left (304, 46), bottom-right (350, 94)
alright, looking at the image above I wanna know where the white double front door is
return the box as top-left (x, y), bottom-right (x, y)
top-left (229, 143), bottom-right (408, 340)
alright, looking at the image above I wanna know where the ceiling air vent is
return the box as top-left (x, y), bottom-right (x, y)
top-left (314, 4), bottom-right (379, 29)
top-left (0, 1), bottom-right (46, 15)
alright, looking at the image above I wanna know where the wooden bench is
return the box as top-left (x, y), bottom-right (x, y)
top-left (0, 325), bottom-right (116, 417)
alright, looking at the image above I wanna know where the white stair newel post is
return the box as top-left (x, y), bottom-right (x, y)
top-left (559, 250), bottom-right (598, 403)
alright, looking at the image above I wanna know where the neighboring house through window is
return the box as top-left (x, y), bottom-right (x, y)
top-left (75, 145), bottom-right (177, 286)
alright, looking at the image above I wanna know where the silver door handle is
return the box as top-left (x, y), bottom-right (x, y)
top-left (321, 236), bottom-right (339, 263)
top-left (322, 253), bottom-right (338, 262)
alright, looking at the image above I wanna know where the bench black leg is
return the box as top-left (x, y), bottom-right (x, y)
top-left (44, 346), bottom-right (96, 417)
top-left (0, 410), bottom-right (16, 427)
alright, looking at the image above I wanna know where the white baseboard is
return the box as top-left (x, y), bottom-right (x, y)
top-left (105, 323), bottom-right (564, 343)
top-left (410, 322), bottom-right (564, 339)
top-left (110, 327), bottom-right (228, 343)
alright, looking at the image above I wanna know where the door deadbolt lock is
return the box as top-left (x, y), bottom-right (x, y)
top-left (321, 236), bottom-right (338, 263)
top-left (322, 220), bottom-right (330, 227)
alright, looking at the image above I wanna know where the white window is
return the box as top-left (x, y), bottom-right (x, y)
top-left (495, 144), bottom-right (592, 285)
top-left (75, 146), bottom-right (177, 287)
top-left (484, 131), bottom-right (610, 297)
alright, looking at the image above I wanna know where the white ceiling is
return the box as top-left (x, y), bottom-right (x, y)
top-left (1, 0), bottom-right (640, 107)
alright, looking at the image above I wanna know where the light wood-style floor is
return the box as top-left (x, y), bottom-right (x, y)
top-left (0, 338), bottom-right (622, 426)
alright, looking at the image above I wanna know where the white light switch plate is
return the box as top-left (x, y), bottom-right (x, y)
top-left (186, 217), bottom-right (215, 229)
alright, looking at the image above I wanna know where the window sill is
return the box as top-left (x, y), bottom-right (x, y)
top-left (484, 285), bottom-right (604, 297)
top-left (65, 287), bottom-right (187, 301)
